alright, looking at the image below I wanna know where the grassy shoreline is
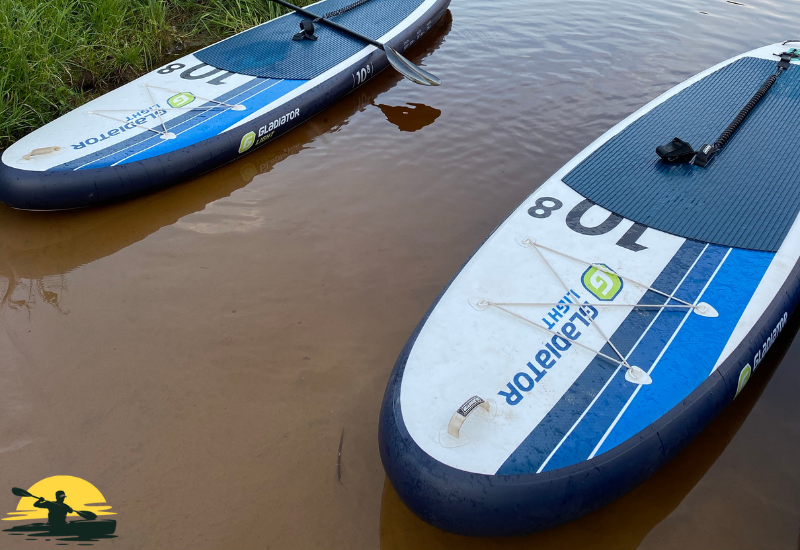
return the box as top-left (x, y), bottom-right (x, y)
top-left (0, 0), bottom-right (314, 149)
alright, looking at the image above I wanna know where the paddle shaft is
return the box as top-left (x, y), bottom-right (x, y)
top-left (12, 489), bottom-right (97, 521)
top-left (269, 0), bottom-right (385, 49)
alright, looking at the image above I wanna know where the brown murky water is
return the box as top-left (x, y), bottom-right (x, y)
top-left (3, 0), bottom-right (800, 548)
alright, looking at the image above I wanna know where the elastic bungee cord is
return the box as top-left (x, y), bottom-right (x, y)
top-left (656, 50), bottom-right (799, 167)
top-left (472, 238), bottom-right (718, 386)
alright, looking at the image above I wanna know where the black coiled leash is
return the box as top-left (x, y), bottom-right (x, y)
top-left (656, 50), bottom-right (798, 167)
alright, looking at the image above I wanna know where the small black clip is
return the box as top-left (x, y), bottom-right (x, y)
top-left (656, 137), bottom-right (696, 163)
top-left (777, 52), bottom-right (794, 72)
top-left (293, 19), bottom-right (318, 41)
top-left (690, 144), bottom-right (715, 167)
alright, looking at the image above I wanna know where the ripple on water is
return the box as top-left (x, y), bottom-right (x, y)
top-left (1, 0), bottom-right (799, 548)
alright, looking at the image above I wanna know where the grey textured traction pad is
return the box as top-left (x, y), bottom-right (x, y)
top-left (195, 0), bottom-right (425, 80)
top-left (563, 56), bottom-right (800, 252)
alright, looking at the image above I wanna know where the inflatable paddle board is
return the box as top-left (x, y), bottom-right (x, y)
top-left (0, 0), bottom-right (449, 210)
top-left (379, 41), bottom-right (800, 536)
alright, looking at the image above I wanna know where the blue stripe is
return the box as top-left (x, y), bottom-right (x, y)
top-left (538, 244), bottom-right (730, 471)
top-left (51, 77), bottom-right (304, 171)
top-left (593, 246), bottom-right (773, 457)
top-left (496, 239), bottom-right (705, 475)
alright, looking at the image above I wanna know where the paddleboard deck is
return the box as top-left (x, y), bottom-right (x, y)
top-left (0, 0), bottom-right (449, 210)
top-left (379, 42), bottom-right (800, 536)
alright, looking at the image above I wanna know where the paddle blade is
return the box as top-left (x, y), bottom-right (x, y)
top-left (76, 510), bottom-right (97, 521)
top-left (384, 46), bottom-right (439, 86)
top-left (390, 47), bottom-right (442, 86)
top-left (405, 64), bottom-right (441, 86)
top-left (11, 487), bottom-right (34, 498)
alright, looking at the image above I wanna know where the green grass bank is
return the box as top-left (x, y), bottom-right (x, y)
top-left (0, 0), bottom-right (314, 149)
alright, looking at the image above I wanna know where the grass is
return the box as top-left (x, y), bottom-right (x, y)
top-left (0, 0), bottom-right (315, 149)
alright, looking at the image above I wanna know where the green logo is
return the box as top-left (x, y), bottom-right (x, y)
top-left (167, 92), bottom-right (195, 108)
top-left (239, 131), bottom-right (256, 154)
top-left (735, 363), bottom-right (752, 398)
top-left (581, 264), bottom-right (623, 301)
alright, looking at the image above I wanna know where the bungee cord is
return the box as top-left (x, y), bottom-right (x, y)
top-left (86, 84), bottom-right (246, 139)
top-left (473, 238), bottom-right (718, 385)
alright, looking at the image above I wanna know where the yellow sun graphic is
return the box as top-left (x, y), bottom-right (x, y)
top-left (4, 476), bottom-right (115, 521)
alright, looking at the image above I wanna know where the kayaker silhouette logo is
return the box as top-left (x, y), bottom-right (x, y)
top-left (3, 476), bottom-right (117, 542)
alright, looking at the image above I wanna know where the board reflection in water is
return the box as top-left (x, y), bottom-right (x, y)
top-left (0, 11), bottom-right (452, 298)
top-left (0, 275), bottom-right (68, 315)
top-left (374, 103), bottom-right (442, 132)
top-left (380, 310), bottom-right (800, 549)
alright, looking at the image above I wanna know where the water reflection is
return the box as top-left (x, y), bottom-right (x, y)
top-left (374, 103), bottom-right (442, 132)
top-left (3, 0), bottom-right (799, 545)
top-left (0, 275), bottom-right (68, 315)
top-left (380, 312), bottom-right (800, 549)
top-left (3, 522), bottom-right (117, 544)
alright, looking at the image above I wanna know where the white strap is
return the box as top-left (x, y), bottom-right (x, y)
top-left (520, 238), bottom-right (647, 383)
top-left (86, 110), bottom-right (175, 139)
top-left (143, 84), bottom-right (245, 110)
top-left (85, 83), bottom-right (246, 140)
top-left (447, 395), bottom-right (491, 438)
top-left (487, 300), bottom-right (717, 316)
top-left (23, 146), bottom-right (61, 160)
top-left (522, 238), bottom-right (701, 310)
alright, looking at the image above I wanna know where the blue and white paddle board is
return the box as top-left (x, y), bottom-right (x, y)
top-left (379, 42), bottom-right (800, 536)
top-left (0, 0), bottom-right (449, 210)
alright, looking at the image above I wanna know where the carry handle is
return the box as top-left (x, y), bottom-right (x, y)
top-left (447, 395), bottom-right (491, 438)
top-left (23, 146), bottom-right (61, 160)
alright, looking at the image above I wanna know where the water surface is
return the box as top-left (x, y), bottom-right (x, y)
top-left (2, 0), bottom-right (800, 548)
